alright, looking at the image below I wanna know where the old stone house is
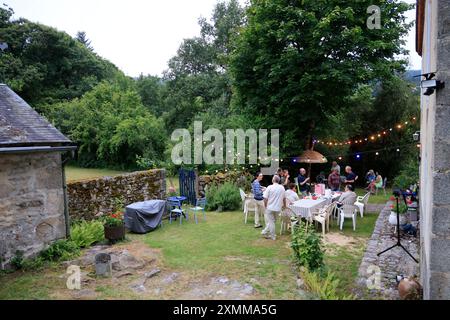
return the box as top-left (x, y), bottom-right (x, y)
top-left (0, 84), bottom-right (76, 269)
top-left (416, 0), bottom-right (450, 299)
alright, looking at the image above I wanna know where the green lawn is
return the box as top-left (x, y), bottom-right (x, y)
top-left (1, 182), bottom-right (385, 300)
top-left (356, 188), bottom-right (392, 205)
top-left (65, 166), bottom-right (129, 182)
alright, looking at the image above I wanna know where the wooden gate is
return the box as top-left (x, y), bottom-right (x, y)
top-left (179, 168), bottom-right (198, 205)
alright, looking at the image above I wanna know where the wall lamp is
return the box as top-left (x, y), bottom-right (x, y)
top-left (416, 72), bottom-right (445, 96)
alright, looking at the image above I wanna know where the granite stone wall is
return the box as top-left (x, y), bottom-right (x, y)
top-left (419, 0), bottom-right (450, 300)
top-left (67, 169), bottom-right (166, 220)
top-left (0, 153), bottom-right (66, 270)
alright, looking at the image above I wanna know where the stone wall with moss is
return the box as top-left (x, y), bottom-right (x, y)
top-left (67, 169), bottom-right (166, 220)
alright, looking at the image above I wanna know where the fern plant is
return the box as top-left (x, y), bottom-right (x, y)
top-left (70, 220), bottom-right (104, 248)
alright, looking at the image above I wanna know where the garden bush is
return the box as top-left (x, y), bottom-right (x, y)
top-left (291, 221), bottom-right (324, 272)
top-left (206, 182), bottom-right (241, 211)
top-left (70, 220), bottom-right (105, 248)
top-left (393, 158), bottom-right (419, 190)
top-left (301, 269), bottom-right (355, 300)
top-left (39, 240), bottom-right (81, 262)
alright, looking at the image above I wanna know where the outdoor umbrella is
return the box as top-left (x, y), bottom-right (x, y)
top-left (295, 150), bottom-right (328, 164)
top-left (295, 150), bottom-right (328, 181)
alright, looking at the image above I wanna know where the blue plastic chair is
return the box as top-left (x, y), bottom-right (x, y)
top-left (189, 198), bottom-right (207, 224)
top-left (168, 199), bottom-right (187, 225)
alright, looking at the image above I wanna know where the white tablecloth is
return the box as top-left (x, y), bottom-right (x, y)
top-left (291, 198), bottom-right (329, 221)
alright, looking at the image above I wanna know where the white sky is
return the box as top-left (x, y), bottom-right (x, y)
top-left (5, 0), bottom-right (421, 77)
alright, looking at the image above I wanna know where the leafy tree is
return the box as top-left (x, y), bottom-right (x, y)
top-left (48, 81), bottom-right (167, 168)
top-left (160, 0), bottom-right (245, 132)
top-left (135, 74), bottom-right (165, 116)
top-left (0, 6), bottom-right (121, 111)
top-left (230, 0), bottom-right (413, 155)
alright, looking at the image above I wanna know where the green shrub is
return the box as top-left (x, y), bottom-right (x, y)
top-left (393, 158), bottom-right (419, 190)
top-left (39, 240), bottom-right (80, 262)
top-left (206, 182), bottom-right (241, 211)
top-left (70, 220), bottom-right (105, 248)
top-left (301, 269), bottom-right (355, 300)
top-left (291, 221), bottom-right (324, 272)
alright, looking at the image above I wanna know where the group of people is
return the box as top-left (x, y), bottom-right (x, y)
top-left (249, 161), bottom-right (367, 241)
top-left (251, 172), bottom-right (300, 240)
top-left (364, 170), bottom-right (384, 194)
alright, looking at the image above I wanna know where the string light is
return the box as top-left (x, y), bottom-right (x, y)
top-left (315, 116), bottom-right (418, 147)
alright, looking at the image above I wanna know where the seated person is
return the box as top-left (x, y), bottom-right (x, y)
top-left (365, 170), bottom-right (376, 193)
top-left (374, 174), bottom-right (383, 191)
top-left (285, 183), bottom-right (300, 205)
top-left (297, 168), bottom-right (310, 197)
top-left (336, 185), bottom-right (357, 208)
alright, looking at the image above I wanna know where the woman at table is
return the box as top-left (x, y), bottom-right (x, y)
top-left (285, 183), bottom-right (300, 205)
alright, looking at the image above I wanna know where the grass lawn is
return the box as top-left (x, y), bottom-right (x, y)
top-left (65, 166), bottom-right (129, 182)
top-left (0, 208), bottom-right (380, 300)
top-left (356, 188), bottom-right (392, 205)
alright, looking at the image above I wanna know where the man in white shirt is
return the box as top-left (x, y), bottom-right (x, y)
top-left (262, 175), bottom-right (286, 240)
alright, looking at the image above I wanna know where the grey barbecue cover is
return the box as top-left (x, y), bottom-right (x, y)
top-left (125, 200), bottom-right (167, 234)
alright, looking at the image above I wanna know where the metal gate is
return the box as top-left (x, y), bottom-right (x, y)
top-left (179, 168), bottom-right (197, 205)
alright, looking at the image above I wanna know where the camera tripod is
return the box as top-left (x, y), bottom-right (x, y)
top-left (377, 194), bottom-right (419, 263)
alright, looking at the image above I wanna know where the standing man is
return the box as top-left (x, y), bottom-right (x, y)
top-left (251, 172), bottom-right (265, 229)
top-left (344, 166), bottom-right (358, 186)
top-left (262, 175), bottom-right (286, 241)
top-left (331, 161), bottom-right (341, 175)
top-left (328, 169), bottom-right (341, 192)
top-left (297, 168), bottom-right (310, 197)
top-left (282, 169), bottom-right (290, 190)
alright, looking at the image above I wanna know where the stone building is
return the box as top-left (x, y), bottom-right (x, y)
top-left (416, 0), bottom-right (450, 299)
top-left (0, 84), bottom-right (76, 269)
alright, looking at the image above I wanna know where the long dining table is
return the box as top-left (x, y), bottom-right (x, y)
top-left (290, 193), bottom-right (341, 221)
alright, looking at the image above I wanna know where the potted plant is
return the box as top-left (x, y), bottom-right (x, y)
top-left (103, 212), bottom-right (125, 242)
top-left (389, 197), bottom-right (407, 226)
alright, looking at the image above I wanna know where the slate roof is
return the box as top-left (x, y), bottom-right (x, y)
top-left (0, 84), bottom-right (71, 146)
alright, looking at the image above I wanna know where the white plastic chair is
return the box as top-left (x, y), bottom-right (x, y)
top-left (313, 202), bottom-right (336, 235)
top-left (280, 206), bottom-right (297, 235)
top-left (240, 189), bottom-right (257, 224)
top-left (355, 192), bottom-right (370, 218)
top-left (338, 204), bottom-right (358, 231)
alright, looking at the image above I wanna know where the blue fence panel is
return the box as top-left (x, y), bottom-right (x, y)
top-left (179, 169), bottom-right (197, 205)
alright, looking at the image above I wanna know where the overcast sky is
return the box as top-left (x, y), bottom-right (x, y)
top-left (5, 0), bottom-right (421, 77)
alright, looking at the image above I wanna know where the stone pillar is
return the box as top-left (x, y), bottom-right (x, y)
top-left (420, 0), bottom-right (450, 300)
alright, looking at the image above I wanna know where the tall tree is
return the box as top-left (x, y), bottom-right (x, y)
top-left (0, 6), bottom-right (121, 111)
top-left (76, 31), bottom-right (93, 51)
top-left (230, 0), bottom-right (413, 155)
top-left (160, 0), bottom-right (245, 131)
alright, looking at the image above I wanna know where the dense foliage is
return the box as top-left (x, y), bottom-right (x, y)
top-left (291, 221), bottom-right (324, 271)
top-left (206, 182), bottom-right (242, 211)
top-left (70, 220), bottom-right (105, 248)
top-left (230, 0), bottom-right (413, 154)
top-left (1, 1), bottom-right (420, 179)
top-left (0, 6), bottom-right (120, 111)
